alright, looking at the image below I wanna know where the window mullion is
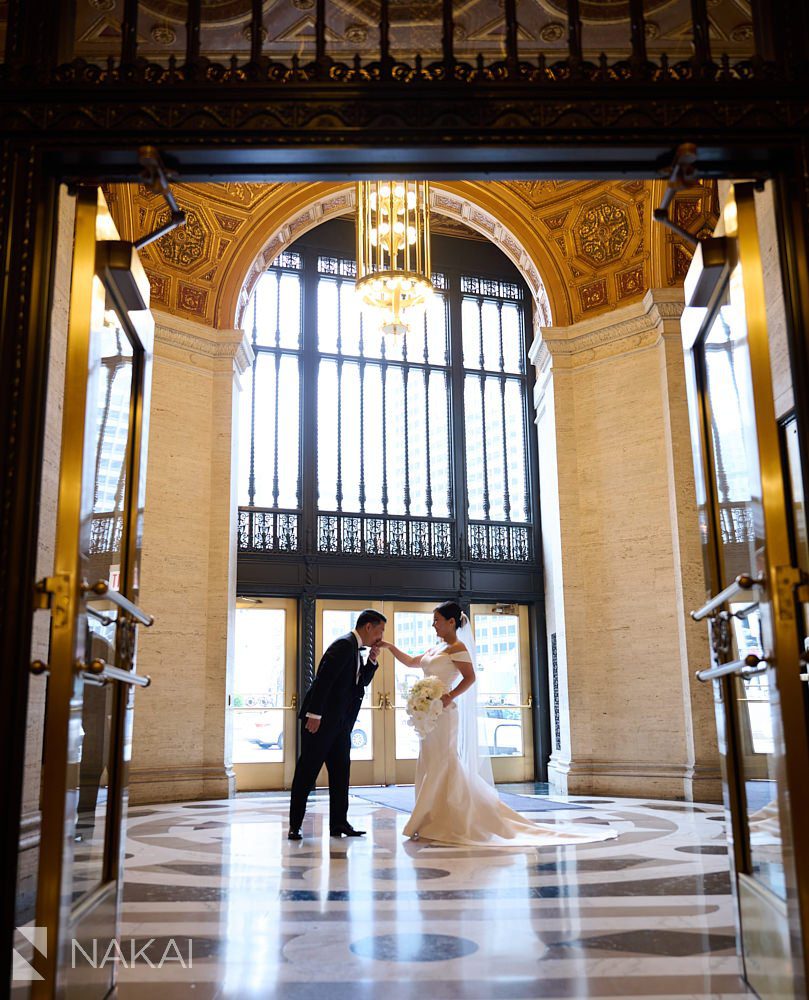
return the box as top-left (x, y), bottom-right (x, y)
top-left (477, 298), bottom-right (491, 522)
top-left (358, 311), bottom-right (366, 516)
top-left (248, 293), bottom-right (258, 508)
top-left (272, 273), bottom-right (281, 511)
top-left (498, 301), bottom-right (511, 523)
top-left (402, 334), bottom-right (411, 519)
top-left (422, 313), bottom-right (432, 520)
top-left (301, 249), bottom-right (319, 555)
top-left (335, 278), bottom-right (344, 514)
top-left (447, 276), bottom-right (467, 561)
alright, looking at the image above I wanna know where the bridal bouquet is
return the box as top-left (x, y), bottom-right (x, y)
top-left (405, 677), bottom-right (446, 738)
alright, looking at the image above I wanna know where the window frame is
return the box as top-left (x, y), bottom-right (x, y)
top-left (237, 221), bottom-right (541, 568)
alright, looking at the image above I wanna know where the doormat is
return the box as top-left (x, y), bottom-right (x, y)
top-left (350, 785), bottom-right (581, 814)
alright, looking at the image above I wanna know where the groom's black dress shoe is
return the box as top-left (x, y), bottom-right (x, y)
top-left (330, 824), bottom-right (365, 837)
top-left (287, 829), bottom-right (303, 840)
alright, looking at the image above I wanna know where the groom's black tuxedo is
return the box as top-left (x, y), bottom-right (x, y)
top-left (289, 632), bottom-right (378, 831)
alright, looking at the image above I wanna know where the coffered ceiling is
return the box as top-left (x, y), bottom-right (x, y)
top-left (76, 0), bottom-right (753, 62)
top-left (106, 179), bottom-right (718, 330)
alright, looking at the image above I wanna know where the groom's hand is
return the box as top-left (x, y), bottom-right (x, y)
top-left (369, 640), bottom-right (382, 663)
top-left (305, 716), bottom-right (321, 733)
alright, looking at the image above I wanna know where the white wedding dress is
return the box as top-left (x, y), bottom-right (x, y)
top-left (402, 646), bottom-right (618, 847)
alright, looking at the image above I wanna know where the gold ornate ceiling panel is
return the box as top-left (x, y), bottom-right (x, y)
top-left (75, 0), bottom-right (753, 63)
top-left (107, 178), bottom-right (717, 330)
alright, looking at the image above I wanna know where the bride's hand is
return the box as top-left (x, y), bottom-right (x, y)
top-left (440, 693), bottom-right (453, 708)
top-left (377, 639), bottom-right (393, 650)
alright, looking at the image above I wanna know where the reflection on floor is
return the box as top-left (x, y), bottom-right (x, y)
top-left (114, 786), bottom-right (754, 998)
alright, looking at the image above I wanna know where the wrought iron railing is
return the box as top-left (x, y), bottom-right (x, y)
top-left (237, 505), bottom-right (536, 563)
top-left (718, 501), bottom-right (755, 546)
top-left (238, 507), bottom-right (299, 554)
top-left (468, 520), bottom-right (532, 563)
top-left (1, 2), bottom-right (780, 89)
top-left (316, 511), bottom-right (455, 560)
top-left (89, 511), bottom-right (124, 555)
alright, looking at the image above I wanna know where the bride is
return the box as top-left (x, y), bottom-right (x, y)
top-left (380, 601), bottom-right (617, 847)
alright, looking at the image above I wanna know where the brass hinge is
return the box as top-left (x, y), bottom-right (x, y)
top-left (34, 574), bottom-right (72, 628)
top-left (774, 565), bottom-right (803, 623)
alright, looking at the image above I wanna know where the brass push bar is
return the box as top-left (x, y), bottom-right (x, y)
top-left (690, 574), bottom-right (764, 621)
top-left (81, 658), bottom-right (151, 687)
top-left (82, 579), bottom-right (155, 626)
top-left (696, 653), bottom-right (767, 682)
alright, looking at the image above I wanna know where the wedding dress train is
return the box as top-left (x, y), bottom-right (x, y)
top-left (402, 647), bottom-right (618, 848)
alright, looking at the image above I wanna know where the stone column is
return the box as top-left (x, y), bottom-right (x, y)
top-left (129, 311), bottom-right (252, 804)
top-left (530, 289), bottom-right (721, 801)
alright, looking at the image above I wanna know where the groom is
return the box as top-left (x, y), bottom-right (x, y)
top-left (288, 608), bottom-right (387, 840)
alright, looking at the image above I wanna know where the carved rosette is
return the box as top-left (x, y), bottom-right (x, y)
top-left (575, 200), bottom-right (631, 267)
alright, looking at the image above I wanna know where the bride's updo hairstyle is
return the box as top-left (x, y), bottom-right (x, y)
top-left (434, 601), bottom-right (464, 630)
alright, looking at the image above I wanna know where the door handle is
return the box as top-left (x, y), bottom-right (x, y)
top-left (690, 574), bottom-right (764, 621)
top-left (370, 693), bottom-right (389, 709)
top-left (78, 657), bottom-right (151, 687)
top-left (696, 653), bottom-right (766, 682)
top-left (82, 579), bottom-right (155, 627)
top-left (281, 693), bottom-right (299, 710)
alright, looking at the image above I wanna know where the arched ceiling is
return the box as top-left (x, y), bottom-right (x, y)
top-left (106, 178), bottom-right (717, 330)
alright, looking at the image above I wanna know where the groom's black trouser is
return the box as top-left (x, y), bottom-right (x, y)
top-left (289, 723), bottom-right (352, 831)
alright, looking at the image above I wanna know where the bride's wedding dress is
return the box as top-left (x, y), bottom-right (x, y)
top-left (403, 646), bottom-right (618, 847)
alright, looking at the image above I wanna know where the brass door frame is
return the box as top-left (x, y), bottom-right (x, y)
top-left (232, 597), bottom-right (299, 791)
top-left (32, 187), bottom-right (154, 996)
top-left (684, 182), bottom-right (809, 998)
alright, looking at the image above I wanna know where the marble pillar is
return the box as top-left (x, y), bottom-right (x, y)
top-left (129, 311), bottom-right (252, 804)
top-left (530, 289), bottom-right (722, 801)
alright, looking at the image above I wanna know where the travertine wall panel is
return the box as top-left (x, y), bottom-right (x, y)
top-left (130, 312), bottom-right (251, 803)
top-left (532, 290), bottom-right (721, 800)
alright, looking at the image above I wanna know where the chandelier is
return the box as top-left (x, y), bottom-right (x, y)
top-left (355, 180), bottom-right (433, 340)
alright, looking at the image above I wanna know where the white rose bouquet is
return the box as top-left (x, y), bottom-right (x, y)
top-left (405, 677), bottom-right (446, 738)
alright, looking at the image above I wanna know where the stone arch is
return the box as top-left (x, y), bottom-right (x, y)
top-left (215, 182), bottom-right (569, 332)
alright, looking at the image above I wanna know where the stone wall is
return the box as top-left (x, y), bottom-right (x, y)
top-left (531, 289), bottom-right (721, 801)
top-left (128, 312), bottom-right (251, 804)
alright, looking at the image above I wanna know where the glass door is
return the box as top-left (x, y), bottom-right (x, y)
top-left (286, 599), bottom-right (536, 789)
top-left (231, 598), bottom-right (298, 791)
top-left (470, 604), bottom-right (534, 782)
top-left (684, 182), bottom-right (809, 999)
top-left (378, 601), bottom-right (535, 785)
top-left (25, 188), bottom-right (154, 997)
top-left (381, 603), bottom-right (437, 784)
top-left (314, 600), bottom-right (386, 785)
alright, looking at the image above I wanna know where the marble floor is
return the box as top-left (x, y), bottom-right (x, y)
top-left (112, 787), bottom-right (755, 999)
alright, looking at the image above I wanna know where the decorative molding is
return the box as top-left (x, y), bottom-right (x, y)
top-left (529, 288), bottom-right (685, 371)
top-left (431, 187), bottom-right (554, 327)
top-left (128, 764), bottom-right (235, 803)
top-left (152, 309), bottom-right (253, 375)
top-left (548, 757), bottom-right (697, 780)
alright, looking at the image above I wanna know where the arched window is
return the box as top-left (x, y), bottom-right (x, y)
top-left (237, 220), bottom-right (537, 567)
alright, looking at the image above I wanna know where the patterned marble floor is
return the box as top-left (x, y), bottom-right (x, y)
top-left (112, 787), bottom-right (755, 999)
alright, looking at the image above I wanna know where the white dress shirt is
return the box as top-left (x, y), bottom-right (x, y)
top-left (306, 629), bottom-right (375, 721)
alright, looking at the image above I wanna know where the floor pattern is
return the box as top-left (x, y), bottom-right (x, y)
top-left (111, 787), bottom-right (754, 998)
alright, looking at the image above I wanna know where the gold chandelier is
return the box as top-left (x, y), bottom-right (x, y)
top-left (355, 180), bottom-right (433, 339)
